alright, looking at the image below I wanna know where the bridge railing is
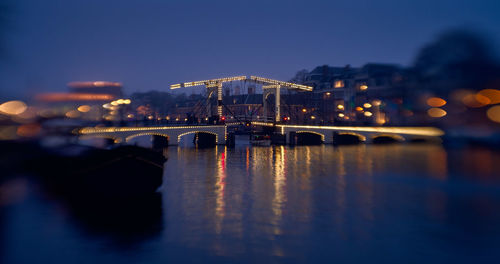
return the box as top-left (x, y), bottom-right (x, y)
top-left (226, 115), bottom-right (275, 123)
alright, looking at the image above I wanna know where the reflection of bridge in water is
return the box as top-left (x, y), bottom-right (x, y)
top-left (78, 123), bottom-right (444, 146)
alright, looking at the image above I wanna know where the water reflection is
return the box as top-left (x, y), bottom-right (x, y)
top-left (214, 146), bottom-right (226, 235)
top-left (271, 146), bottom-right (286, 233)
top-left (65, 194), bottom-right (163, 249)
top-left (3, 144), bottom-right (500, 263)
top-left (160, 143), bottom-right (500, 262)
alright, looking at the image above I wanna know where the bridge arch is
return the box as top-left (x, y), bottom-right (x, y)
top-left (372, 134), bottom-right (405, 144)
top-left (295, 131), bottom-right (325, 145)
top-left (295, 131), bottom-right (325, 141)
top-left (125, 132), bottom-right (170, 142)
top-left (177, 131), bottom-right (219, 145)
top-left (333, 132), bottom-right (366, 145)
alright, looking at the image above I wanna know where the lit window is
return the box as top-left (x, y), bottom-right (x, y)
top-left (334, 80), bottom-right (344, 88)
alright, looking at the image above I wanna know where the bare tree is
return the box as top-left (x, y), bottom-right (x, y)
top-left (289, 69), bottom-right (309, 84)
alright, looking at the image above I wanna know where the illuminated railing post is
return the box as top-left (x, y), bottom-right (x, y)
top-left (275, 85), bottom-right (281, 122)
top-left (217, 82), bottom-right (223, 117)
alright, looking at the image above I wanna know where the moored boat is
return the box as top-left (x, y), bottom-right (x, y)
top-left (250, 134), bottom-right (271, 146)
top-left (34, 144), bottom-right (166, 200)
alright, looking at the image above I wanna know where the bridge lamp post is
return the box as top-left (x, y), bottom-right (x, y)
top-left (206, 82), bottom-right (224, 119)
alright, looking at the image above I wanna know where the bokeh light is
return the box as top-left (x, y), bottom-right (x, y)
top-left (12, 107), bottom-right (38, 123)
top-left (65, 110), bottom-right (81, 118)
top-left (372, 100), bottom-right (382, 106)
top-left (17, 123), bottom-right (42, 137)
top-left (427, 108), bottom-right (447, 118)
top-left (462, 93), bottom-right (490, 108)
top-left (77, 105), bottom-right (91, 113)
top-left (426, 97), bottom-right (446, 107)
top-left (486, 105), bottom-right (500, 123)
top-left (478, 89), bottom-right (500, 105)
top-left (0, 101), bottom-right (28, 116)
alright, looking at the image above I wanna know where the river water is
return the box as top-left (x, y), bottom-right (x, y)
top-left (2, 140), bottom-right (500, 263)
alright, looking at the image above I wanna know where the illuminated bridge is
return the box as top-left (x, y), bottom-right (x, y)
top-left (78, 125), bottom-right (227, 146)
top-left (252, 122), bottom-right (445, 144)
top-left (77, 123), bottom-right (444, 146)
top-left (170, 75), bottom-right (313, 122)
top-left (77, 75), bottom-right (444, 146)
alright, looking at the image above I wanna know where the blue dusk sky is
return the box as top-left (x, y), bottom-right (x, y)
top-left (0, 0), bottom-right (499, 98)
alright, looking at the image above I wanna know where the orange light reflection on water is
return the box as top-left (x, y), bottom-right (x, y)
top-left (214, 147), bottom-right (227, 235)
top-left (272, 146), bottom-right (287, 235)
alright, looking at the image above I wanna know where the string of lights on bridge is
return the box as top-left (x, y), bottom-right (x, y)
top-left (170, 75), bottom-right (313, 91)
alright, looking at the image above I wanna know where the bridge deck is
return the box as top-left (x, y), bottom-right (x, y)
top-left (78, 124), bottom-right (444, 145)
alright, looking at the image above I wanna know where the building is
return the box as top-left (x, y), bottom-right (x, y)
top-left (294, 63), bottom-right (408, 125)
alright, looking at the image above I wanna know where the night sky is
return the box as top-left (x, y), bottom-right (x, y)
top-left (0, 0), bottom-right (499, 98)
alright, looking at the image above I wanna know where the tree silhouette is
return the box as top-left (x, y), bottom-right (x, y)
top-left (289, 69), bottom-right (309, 84)
top-left (413, 29), bottom-right (499, 94)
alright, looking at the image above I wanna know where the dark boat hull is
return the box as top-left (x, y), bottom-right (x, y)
top-left (35, 145), bottom-right (165, 200)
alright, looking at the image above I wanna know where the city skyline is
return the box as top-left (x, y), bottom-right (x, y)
top-left (1, 0), bottom-right (500, 99)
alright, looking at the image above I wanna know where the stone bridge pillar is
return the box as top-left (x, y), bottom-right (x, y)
top-left (263, 85), bottom-right (281, 122)
top-left (153, 135), bottom-right (169, 149)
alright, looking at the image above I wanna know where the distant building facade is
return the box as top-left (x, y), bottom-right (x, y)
top-left (294, 64), bottom-right (409, 125)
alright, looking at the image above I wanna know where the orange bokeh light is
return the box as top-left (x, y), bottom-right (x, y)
top-left (478, 89), bottom-right (500, 105)
top-left (17, 123), bottom-right (41, 137)
top-left (36, 93), bottom-right (114, 102)
top-left (65, 110), bottom-right (81, 118)
top-left (427, 108), bottom-right (447, 118)
top-left (486, 105), bottom-right (500, 123)
top-left (77, 105), bottom-right (91, 112)
top-left (0, 101), bottom-right (27, 116)
top-left (462, 94), bottom-right (489, 108)
top-left (426, 97), bottom-right (446, 107)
